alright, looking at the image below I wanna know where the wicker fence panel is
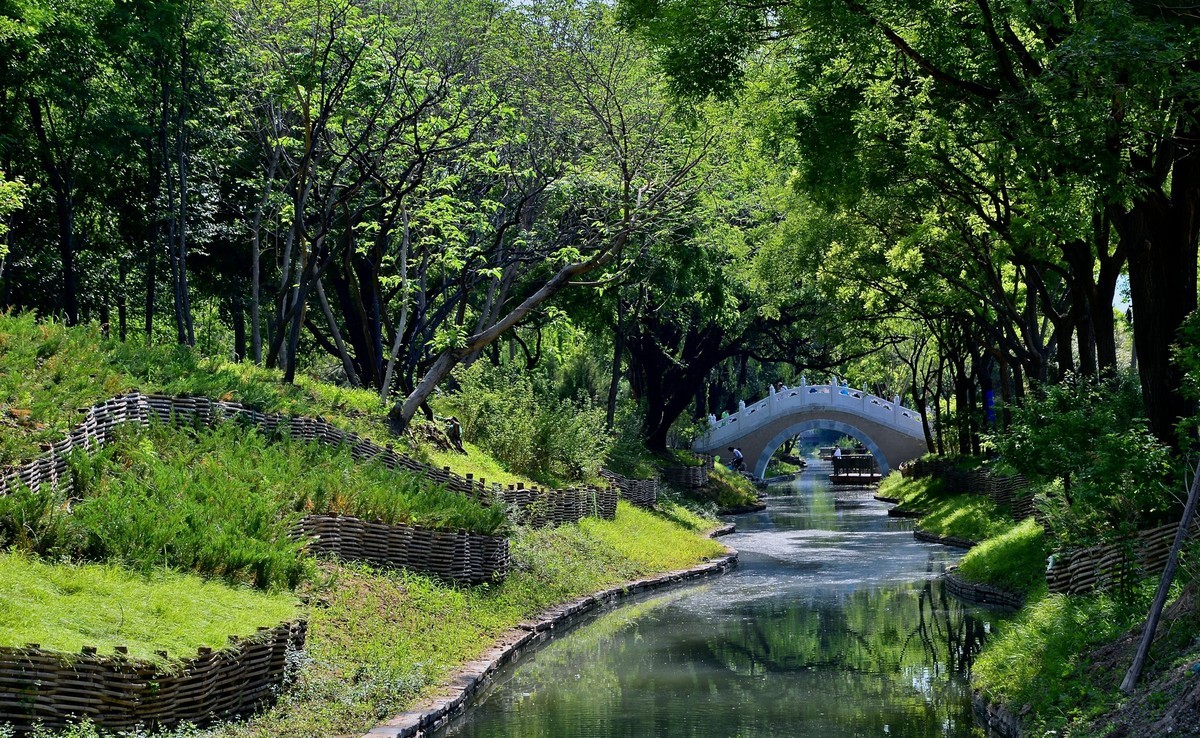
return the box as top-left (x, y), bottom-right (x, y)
top-left (0, 621), bottom-right (305, 735)
top-left (1046, 519), bottom-right (1200, 595)
top-left (660, 466), bottom-right (709, 488)
top-left (897, 461), bottom-right (1034, 520)
top-left (599, 468), bottom-right (659, 509)
top-left (295, 515), bottom-right (509, 585)
top-left (1, 392), bottom-right (615, 530)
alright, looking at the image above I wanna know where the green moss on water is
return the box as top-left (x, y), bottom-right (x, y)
top-left (0, 552), bottom-right (299, 667)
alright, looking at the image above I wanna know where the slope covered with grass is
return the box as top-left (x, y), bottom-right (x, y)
top-left (0, 313), bottom-right (536, 487)
top-left (212, 501), bottom-right (728, 738)
top-left (0, 552), bottom-right (299, 666)
top-left (877, 472), bottom-right (1014, 542)
top-left (1, 421), bottom-right (507, 590)
top-left (0, 315), bottom-right (733, 737)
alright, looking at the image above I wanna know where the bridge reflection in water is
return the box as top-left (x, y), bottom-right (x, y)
top-left (436, 468), bottom-right (995, 738)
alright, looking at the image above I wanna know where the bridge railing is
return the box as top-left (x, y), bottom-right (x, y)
top-left (696, 377), bottom-right (925, 450)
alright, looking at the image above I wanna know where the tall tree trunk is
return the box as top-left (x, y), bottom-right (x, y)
top-left (27, 98), bottom-right (78, 325)
top-left (118, 257), bottom-right (128, 341)
top-left (1119, 139), bottom-right (1200, 447)
top-left (175, 31), bottom-right (195, 346)
top-left (145, 220), bottom-right (157, 339)
top-left (316, 277), bottom-right (362, 385)
top-left (232, 297), bottom-right (246, 361)
top-left (606, 310), bottom-right (624, 431)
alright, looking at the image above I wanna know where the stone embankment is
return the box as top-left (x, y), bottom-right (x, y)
top-left (361, 524), bottom-right (739, 738)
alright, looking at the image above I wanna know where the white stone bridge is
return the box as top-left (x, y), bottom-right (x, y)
top-left (693, 378), bottom-right (929, 479)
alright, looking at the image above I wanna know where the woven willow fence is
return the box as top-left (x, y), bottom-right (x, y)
top-left (900, 459), bottom-right (1035, 520)
top-left (0, 620), bottom-right (305, 733)
top-left (296, 516), bottom-right (509, 585)
top-left (902, 459), bottom-right (1200, 596)
top-left (599, 469), bottom-right (657, 508)
top-left (0, 392), bottom-right (617, 531)
top-left (1046, 518), bottom-right (1200, 595)
top-left (660, 454), bottom-right (715, 489)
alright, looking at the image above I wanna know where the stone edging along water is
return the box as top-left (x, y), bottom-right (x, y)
top-left (973, 693), bottom-right (1023, 738)
top-left (943, 571), bottom-right (1025, 611)
top-left (359, 523), bottom-right (740, 738)
top-left (913, 529), bottom-right (978, 549)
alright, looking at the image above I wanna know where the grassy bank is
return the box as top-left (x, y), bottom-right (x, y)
top-left (225, 501), bottom-right (727, 738)
top-left (0, 313), bottom-right (537, 488)
top-left (0, 552), bottom-right (299, 667)
top-left (954, 517), bottom-right (1048, 597)
top-left (661, 463), bottom-right (760, 513)
top-left (890, 471), bottom-right (1200, 737)
top-left (877, 472), bottom-right (1014, 543)
top-left (972, 587), bottom-right (1157, 734)
top-left (1, 314), bottom-right (734, 737)
top-left (1, 421), bottom-right (507, 590)
top-left (11, 502), bottom-right (725, 738)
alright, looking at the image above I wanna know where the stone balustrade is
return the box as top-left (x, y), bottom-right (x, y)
top-left (700, 377), bottom-right (925, 451)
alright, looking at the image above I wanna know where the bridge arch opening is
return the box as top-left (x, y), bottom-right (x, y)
top-left (753, 420), bottom-right (893, 480)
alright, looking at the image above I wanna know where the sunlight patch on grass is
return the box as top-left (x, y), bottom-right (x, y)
top-left (0, 552), bottom-right (299, 667)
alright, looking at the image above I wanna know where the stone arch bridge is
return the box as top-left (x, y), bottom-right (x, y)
top-left (693, 379), bottom-right (929, 479)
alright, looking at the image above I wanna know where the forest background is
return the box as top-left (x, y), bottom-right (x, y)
top-left (2, 0), bottom-right (1199, 477)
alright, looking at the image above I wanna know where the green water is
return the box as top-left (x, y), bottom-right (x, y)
top-left (439, 468), bottom-right (993, 737)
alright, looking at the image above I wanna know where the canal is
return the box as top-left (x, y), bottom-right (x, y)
top-left (437, 464), bottom-right (995, 737)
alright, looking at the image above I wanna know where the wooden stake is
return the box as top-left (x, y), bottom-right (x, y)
top-left (1121, 458), bottom-right (1200, 693)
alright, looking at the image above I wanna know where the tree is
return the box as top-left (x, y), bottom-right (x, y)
top-left (384, 1), bottom-right (713, 431)
top-left (621, 0), bottom-right (1200, 446)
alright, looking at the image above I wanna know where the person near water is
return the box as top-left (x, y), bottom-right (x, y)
top-left (727, 446), bottom-right (745, 471)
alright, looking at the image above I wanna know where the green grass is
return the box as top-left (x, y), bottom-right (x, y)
top-left (0, 552), bottom-right (299, 667)
top-left (2, 504), bottom-right (730, 738)
top-left (955, 517), bottom-right (1049, 596)
top-left (765, 458), bottom-right (805, 477)
top-left (688, 464), bottom-right (760, 511)
top-left (972, 589), bottom-right (1150, 732)
top-left (417, 438), bottom-right (535, 489)
top-left (0, 313), bottom-right (396, 466)
top-left (173, 501), bottom-right (727, 738)
top-left (1, 421), bottom-right (507, 590)
top-left (878, 472), bottom-right (1012, 542)
top-left (663, 448), bottom-right (707, 467)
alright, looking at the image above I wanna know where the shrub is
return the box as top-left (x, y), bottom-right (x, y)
top-left (449, 362), bottom-right (612, 485)
top-left (986, 374), bottom-right (1175, 546)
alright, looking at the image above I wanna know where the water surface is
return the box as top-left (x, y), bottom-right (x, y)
top-left (438, 465), bottom-right (992, 737)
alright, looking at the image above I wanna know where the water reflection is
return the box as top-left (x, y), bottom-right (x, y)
top-left (439, 467), bottom-right (991, 737)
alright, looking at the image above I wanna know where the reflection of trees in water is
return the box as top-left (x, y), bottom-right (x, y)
top-left (444, 579), bottom-right (990, 737)
top-left (709, 572), bottom-right (988, 680)
top-left (916, 570), bottom-right (990, 678)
